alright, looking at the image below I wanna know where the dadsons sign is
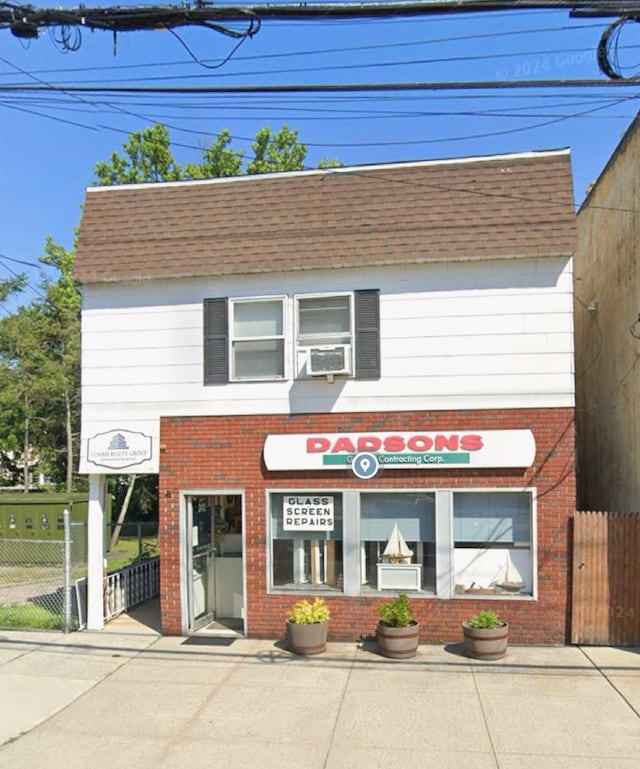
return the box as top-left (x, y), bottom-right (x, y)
top-left (264, 430), bottom-right (536, 472)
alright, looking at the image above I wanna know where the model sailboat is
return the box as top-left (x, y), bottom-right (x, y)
top-left (382, 522), bottom-right (413, 564)
top-left (493, 552), bottom-right (524, 592)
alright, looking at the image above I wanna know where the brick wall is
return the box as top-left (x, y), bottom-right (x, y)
top-left (159, 407), bottom-right (575, 644)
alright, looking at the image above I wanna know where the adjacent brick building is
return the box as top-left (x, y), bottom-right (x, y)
top-left (75, 150), bottom-right (577, 643)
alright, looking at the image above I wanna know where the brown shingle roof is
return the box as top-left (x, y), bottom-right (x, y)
top-left (74, 150), bottom-right (577, 284)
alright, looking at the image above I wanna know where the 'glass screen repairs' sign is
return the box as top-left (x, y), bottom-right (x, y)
top-left (283, 496), bottom-right (334, 531)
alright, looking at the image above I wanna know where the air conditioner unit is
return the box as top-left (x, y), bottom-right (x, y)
top-left (307, 344), bottom-right (352, 376)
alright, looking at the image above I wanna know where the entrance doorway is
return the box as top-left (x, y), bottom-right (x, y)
top-left (185, 493), bottom-right (244, 635)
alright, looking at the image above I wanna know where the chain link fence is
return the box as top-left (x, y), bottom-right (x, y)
top-left (107, 520), bottom-right (158, 568)
top-left (0, 512), bottom-right (85, 632)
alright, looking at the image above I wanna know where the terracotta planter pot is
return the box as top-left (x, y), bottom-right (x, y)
top-left (286, 619), bottom-right (328, 655)
top-left (462, 621), bottom-right (509, 660)
top-left (376, 620), bottom-right (420, 659)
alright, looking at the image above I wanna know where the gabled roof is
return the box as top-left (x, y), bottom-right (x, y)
top-left (74, 150), bottom-right (577, 285)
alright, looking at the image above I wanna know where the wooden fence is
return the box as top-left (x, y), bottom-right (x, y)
top-left (572, 511), bottom-right (640, 645)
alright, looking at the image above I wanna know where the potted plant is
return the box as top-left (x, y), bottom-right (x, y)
top-left (462, 609), bottom-right (508, 660)
top-left (376, 593), bottom-right (420, 658)
top-left (286, 597), bottom-right (331, 655)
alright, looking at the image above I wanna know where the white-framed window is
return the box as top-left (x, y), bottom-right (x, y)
top-left (229, 297), bottom-right (285, 381)
top-left (452, 491), bottom-right (533, 597)
top-left (297, 293), bottom-right (353, 346)
top-left (361, 492), bottom-right (436, 592)
top-left (266, 487), bottom-right (534, 600)
top-left (269, 492), bottom-right (344, 591)
top-left (203, 290), bottom-right (380, 384)
top-left (295, 293), bottom-right (354, 378)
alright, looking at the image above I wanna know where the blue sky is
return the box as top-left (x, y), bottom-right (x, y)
top-left (1, 3), bottom-right (639, 307)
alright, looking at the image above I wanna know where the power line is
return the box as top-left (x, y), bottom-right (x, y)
top-left (11, 94), bottom-right (635, 121)
top-left (0, 1), bottom-right (637, 33)
top-left (0, 20), bottom-right (607, 79)
top-left (0, 253), bottom-right (42, 269)
top-left (3, 78), bottom-right (640, 94)
top-left (0, 3), bottom-right (635, 79)
top-left (30, 41), bottom-right (617, 86)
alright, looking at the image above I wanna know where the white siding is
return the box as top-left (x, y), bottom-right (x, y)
top-left (79, 257), bottom-right (574, 444)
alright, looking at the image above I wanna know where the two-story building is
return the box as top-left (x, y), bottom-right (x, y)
top-left (75, 150), bottom-right (577, 643)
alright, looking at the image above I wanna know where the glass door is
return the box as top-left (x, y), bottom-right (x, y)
top-left (189, 497), bottom-right (215, 631)
top-left (185, 494), bottom-right (244, 634)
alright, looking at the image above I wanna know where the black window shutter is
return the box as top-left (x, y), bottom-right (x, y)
top-left (203, 298), bottom-right (229, 384)
top-left (355, 289), bottom-right (381, 379)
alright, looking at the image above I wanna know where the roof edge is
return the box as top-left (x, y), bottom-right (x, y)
top-left (578, 112), bottom-right (640, 214)
top-left (85, 148), bottom-right (572, 195)
top-left (77, 250), bottom-right (576, 286)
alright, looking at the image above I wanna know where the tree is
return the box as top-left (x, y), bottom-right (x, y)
top-left (92, 122), bottom-right (340, 184)
top-left (93, 123), bottom-right (183, 185)
top-left (0, 275), bottom-right (28, 486)
top-left (38, 237), bottom-right (81, 493)
top-left (0, 239), bottom-right (79, 492)
top-left (184, 128), bottom-right (243, 179)
top-left (0, 303), bottom-right (51, 489)
top-left (246, 125), bottom-right (307, 174)
top-left (0, 274), bottom-right (26, 303)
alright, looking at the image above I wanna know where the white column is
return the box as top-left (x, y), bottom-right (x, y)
top-left (342, 491), bottom-right (360, 596)
top-left (87, 474), bottom-right (106, 630)
top-left (435, 489), bottom-right (453, 599)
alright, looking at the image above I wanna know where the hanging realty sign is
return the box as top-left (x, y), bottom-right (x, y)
top-left (86, 429), bottom-right (154, 470)
top-left (283, 495), bottom-right (335, 531)
top-left (264, 430), bottom-right (536, 472)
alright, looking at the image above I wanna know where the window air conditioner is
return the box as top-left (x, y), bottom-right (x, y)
top-left (307, 344), bottom-right (352, 376)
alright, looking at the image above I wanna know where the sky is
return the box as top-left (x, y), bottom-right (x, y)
top-left (1, 2), bottom-right (639, 308)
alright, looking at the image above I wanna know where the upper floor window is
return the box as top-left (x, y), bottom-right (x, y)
top-left (230, 298), bottom-right (285, 381)
top-left (204, 289), bottom-right (380, 385)
top-left (297, 294), bottom-right (352, 346)
top-left (296, 294), bottom-right (353, 377)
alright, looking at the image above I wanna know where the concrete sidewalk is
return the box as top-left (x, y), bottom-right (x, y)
top-left (1, 615), bottom-right (640, 769)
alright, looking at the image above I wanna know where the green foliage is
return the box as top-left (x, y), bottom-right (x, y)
top-left (184, 128), bottom-right (243, 179)
top-left (109, 474), bottom-right (158, 519)
top-left (0, 303), bottom-right (54, 486)
top-left (318, 157), bottom-right (344, 169)
top-left (93, 122), bottom-right (339, 185)
top-left (288, 597), bottom-right (331, 625)
top-left (107, 533), bottom-right (159, 572)
top-left (93, 123), bottom-right (183, 185)
top-left (0, 604), bottom-right (64, 630)
top-left (246, 125), bottom-right (307, 174)
top-left (0, 274), bottom-right (27, 302)
top-left (467, 610), bottom-right (504, 629)
top-left (378, 593), bottom-right (415, 628)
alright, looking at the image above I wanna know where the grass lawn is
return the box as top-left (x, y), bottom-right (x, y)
top-left (107, 535), bottom-right (158, 573)
top-left (0, 603), bottom-right (64, 630)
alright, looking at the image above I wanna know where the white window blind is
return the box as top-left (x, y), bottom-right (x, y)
top-left (360, 493), bottom-right (435, 542)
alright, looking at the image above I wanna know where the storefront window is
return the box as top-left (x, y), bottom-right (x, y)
top-left (360, 492), bottom-right (436, 592)
top-left (453, 491), bottom-right (532, 596)
top-left (270, 493), bottom-right (343, 591)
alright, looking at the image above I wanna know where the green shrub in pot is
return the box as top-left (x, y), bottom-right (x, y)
top-left (376, 593), bottom-right (420, 658)
top-left (286, 598), bottom-right (330, 655)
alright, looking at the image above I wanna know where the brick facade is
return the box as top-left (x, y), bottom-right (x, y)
top-left (159, 407), bottom-right (575, 644)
